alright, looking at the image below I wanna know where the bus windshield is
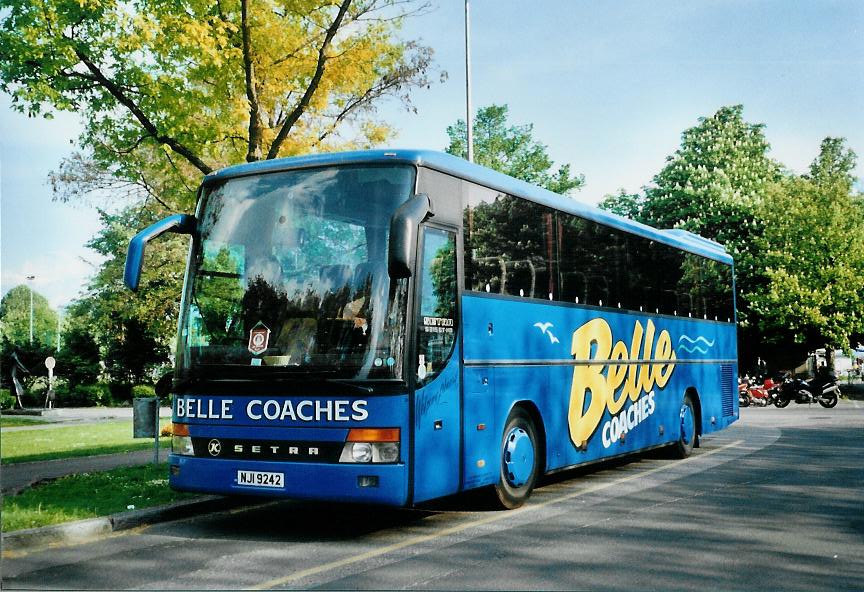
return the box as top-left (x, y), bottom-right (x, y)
top-left (177, 164), bottom-right (415, 383)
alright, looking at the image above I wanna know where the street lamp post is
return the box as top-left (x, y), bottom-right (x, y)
top-left (56, 306), bottom-right (63, 352)
top-left (26, 275), bottom-right (36, 345)
top-left (465, 0), bottom-right (473, 163)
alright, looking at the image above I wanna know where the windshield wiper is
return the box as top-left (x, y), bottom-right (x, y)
top-left (323, 379), bottom-right (373, 394)
top-left (187, 367), bottom-right (369, 387)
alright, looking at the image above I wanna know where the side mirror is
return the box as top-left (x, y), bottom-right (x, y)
top-left (124, 214), bottom-right (197, 291)
top-left (388, 194), bottom-right (434, 279)
top-left (154, 373), bottom-right (173, 400)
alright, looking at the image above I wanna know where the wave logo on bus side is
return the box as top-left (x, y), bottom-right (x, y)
top-left (677, 335), bottom-right (715, 355)
top-left (567, 318), bottom-right (677, 449)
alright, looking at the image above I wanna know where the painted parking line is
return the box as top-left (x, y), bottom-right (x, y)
top-left (252, 439), bottom-right (745, 590)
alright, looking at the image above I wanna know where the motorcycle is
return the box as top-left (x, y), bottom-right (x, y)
top-left (773, 374), bottom-right (841, 409)
top-left (738, 378), bottom-right (751, 407)
top-left (750, 376), bottom-right (779, 407)
top-left (739, 375), bottom-right (776, 408)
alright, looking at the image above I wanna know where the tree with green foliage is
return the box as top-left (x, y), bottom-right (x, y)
top-left (55, 310), bottom-right (103, 390)
top-left (746, 139), bottom-right (864, 355)
top-left (446, 104), bottom-right (584, 195)
top-left (0, 285), bottom-right (58, 347)
top-left (624, 106), bottom-right (780, 300)
top-left (807, 137), bottom-right (858, 189)
top-left (598, 189), bottom-right (644, 220)
top-left (1, 0), bottom-right (434, 183)
top-left (67, 208), bottom-right (186, 385)
top-left (104, 318), bottom-right (169, 387)
top-left (638, 105), bottom-right (781, 247)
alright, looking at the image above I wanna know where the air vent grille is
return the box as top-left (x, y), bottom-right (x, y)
top-left (721, 364), bottom-right (735, 417)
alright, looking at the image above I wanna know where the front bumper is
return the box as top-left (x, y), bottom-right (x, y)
top-left (168, 454), bottom-right (409, 506)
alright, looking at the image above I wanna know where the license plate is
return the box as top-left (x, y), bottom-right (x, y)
top-left (237, 470), bottom-right (284, 488)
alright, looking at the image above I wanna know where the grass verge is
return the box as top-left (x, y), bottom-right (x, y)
top-left (1, 420), bottom-right (170, 464)
top-left (1, 463), bottom-right (196, 532)
top-left (1, 416), bottom-right (51, 428)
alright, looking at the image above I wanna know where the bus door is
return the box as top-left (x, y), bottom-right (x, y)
top-left (411, 225), bottom-right (461, 503)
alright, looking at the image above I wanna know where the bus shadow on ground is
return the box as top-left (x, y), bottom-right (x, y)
top-left (153, 500), bottom-right (437, 543)
top-left (156, 446), bottom-right (681, 545)
top-left (420, 452), bottom-right (653, 513)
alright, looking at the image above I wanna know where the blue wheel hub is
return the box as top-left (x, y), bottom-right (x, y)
top-left (680, 403), bottom-right (695, 445)
top-left (504, 427), bottom-right (535, 487)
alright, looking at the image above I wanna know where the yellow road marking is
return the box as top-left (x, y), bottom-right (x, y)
top-left (252, 439), bottom-right (744, 589)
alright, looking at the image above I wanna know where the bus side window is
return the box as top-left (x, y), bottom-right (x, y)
top-left (560, 271), bottom-right (587, 304)
top-left (473, 256), bottom-right (504, 293)
top-left (463, 185), bottom-right (556, 299)
top-left (416, 228), bottom-right (457, 386)
top-left (702, 257), bottom-right (734, 321)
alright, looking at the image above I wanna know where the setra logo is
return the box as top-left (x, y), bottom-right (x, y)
top-left (207, 439), bottom-right (222, 457)
top-left (568, 318), bottom-right (677, 448)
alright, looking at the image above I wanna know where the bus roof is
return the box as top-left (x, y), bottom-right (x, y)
top-left (204, 149), bottom-right (733, 264)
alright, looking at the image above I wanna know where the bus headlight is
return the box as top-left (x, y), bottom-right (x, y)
top-left (339, 428), bottom-right (400, 463)
top-left (375, 442), bottom-right (399, 463)
top-left (172, 435), bottom-right (195, 455)
top-left (351, 442), bottom-right (373, 463)
top-left (170, 423), bottom-right (194, 455)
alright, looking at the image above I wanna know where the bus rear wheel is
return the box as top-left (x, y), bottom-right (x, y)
top-left (670, 393), bottom-right (697, 459)
top-left (493, 408), bottom-right (540, 510)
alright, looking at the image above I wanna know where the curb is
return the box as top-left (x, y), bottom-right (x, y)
top-left (2, 495), bottom-right (251, 553)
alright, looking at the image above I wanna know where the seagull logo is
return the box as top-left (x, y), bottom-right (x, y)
top-left (533, 322), bottom-right (560, 344)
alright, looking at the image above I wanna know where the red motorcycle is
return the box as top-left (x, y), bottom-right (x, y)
top-left (738, 375), bottom-right (777, 407)
top-left (738, 378), bottom-right (751, 407)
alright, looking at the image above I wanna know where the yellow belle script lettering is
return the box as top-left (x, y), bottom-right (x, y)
top-left (568, 318), bottom-right (676, 448)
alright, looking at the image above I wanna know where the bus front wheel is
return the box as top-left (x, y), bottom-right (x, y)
top-left (493, 408), bottom-right (540, 509)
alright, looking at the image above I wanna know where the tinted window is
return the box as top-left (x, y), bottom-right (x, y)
top-left (702, 258), bottom-right (735, 322)
top-left (558, 215), bottom-right (626, 308)
top-left (464, 186), bottom-right (556, 300)
top-left (626, 235), bottom-right (660, 313)
top-left (462, 181), bottom-right (734, 321)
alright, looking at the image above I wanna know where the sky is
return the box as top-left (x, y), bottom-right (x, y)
top-left (1, 0), bottom-right (862, 309)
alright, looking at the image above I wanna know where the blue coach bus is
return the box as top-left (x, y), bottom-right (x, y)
top-left (125, 150), bottom-right (738, 509)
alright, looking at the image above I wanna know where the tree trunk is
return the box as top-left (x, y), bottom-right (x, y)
top-left (826, 346), bottom-right (835, 372)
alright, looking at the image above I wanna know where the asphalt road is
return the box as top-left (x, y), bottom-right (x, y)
top-left (3, 403), bottom-right (863, 591)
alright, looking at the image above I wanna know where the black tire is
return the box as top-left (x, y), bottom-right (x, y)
top-left (670, 393), bottom-right (697, 459)
top-left (493, 408), bottom-right (541, 510)
top-left (818, 392), bottom-right (838, 408)
top-left (739, 394), bottom-right (751, 408)
top-left (774, 397), bottom-right (790, 408)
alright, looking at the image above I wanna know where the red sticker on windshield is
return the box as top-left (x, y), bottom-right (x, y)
top-left (248, 323), bottom-right (271, 355)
